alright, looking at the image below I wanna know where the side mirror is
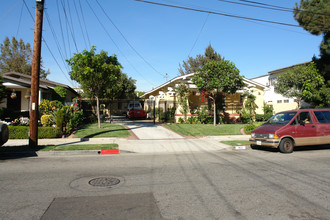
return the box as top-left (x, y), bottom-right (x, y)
top-left (299, 120), bottom-right (305, 126)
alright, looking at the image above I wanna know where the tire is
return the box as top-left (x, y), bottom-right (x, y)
top-left (250, 144), bottom-right (259, 150)
top-left (279, 138), bottom-right (294, 153)
top-left (0, 123), bottom-right (9, 146)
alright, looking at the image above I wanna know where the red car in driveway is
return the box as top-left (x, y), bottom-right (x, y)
top-left (126, 101), bottom-right (146, 119)
top-left (249, 109), bottom-right (330, 153)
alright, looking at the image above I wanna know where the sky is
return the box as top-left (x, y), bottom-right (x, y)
top-left (0, 0), bottom-right (323, 92)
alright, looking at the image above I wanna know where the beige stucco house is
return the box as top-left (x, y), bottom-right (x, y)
top-left (143, 72), bottom-right (265, 123)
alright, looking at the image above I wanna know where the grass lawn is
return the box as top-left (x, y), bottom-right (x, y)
top-left (221, 140), bottom-right (251, 146)
top-left (0, 144), bottom-right (118, 152)
top-left (73, 123), bottom-right (131, 138)
top-left (164, 124), bottom-right (245, 136)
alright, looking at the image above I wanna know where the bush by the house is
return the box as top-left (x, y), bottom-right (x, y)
top-left (244, 122), bottom-right (263, 134)
top-left (41, 114), bottom-right (52, 127)
top-left (8, 126), bottom-right (61, 139)
top-left (38, 97), bottom-right (85, 136)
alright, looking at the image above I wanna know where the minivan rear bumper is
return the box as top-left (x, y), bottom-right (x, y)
top-left (249, 138), bottom-right (280, 148)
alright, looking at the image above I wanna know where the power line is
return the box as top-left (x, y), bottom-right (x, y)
top-left (78, 0), bottom-right (91, 48)
top-left (188, 13), bottom-right (209, 57)
top-left (217, 0), bottom-right (293, 13)
top-left (73, 0), bottom-right (88, 49)
top-left (22, 0), bottom-right (34, 20)
top-left (238, 0), bottom-right (292, 10)
top-left (45, 10), bottom-right (70, 73)
top-left (21, 0), bottom-right (74, 87)
top-left (56, 0), bottom-right (68, 58)
top-left (43, 39), bottom-right (71, 83)
top-left (85, 0), bottom-right (156, 87)
top-left (60, 0), bottom-right (79, 53)
top-left (219, 0), bottom-right (330, 16)
top-left (66, 1), bottom-right (79, 52)
top-left (135, 0), bottom-right (330, 32)
top-left (16, 1), bottom-right (24, 38)
top-left (95, 0), bottom-right (166, 78)
top-left (0, 0), bottom-right (21, 23)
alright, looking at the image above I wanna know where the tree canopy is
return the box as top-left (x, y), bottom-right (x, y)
top-left (0, 36), bottom-right (49, 79)
top-left (178, 44), bottom-right (223, 75)
top-left (66, 46), bottom-right (123, 127)
top-left (105, 73), bottom-right (136, 100)
top-left (193, 59), bottom-right (245, 125)
top-left (293, 0), bottom-right (330, 107)
top-left (294, 0), bottom-right (330, 36)
top-left (274, 62), bottom-right (328, 107)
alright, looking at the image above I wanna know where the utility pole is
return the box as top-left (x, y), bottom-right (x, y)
top-left (29, 0), bottom-right (45, 148)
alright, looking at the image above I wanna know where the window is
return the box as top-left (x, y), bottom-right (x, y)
top-left (284, 100), bottom-right (289, 103)
top-left (314, 111), bottom-right (330, 123)
top-left (277, 100), bottom-right (282, 103)
top-left (297, 112), bottom-right (312, 124)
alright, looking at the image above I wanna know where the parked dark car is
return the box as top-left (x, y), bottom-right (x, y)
top-left (0, 122), bottom-right (9, 146)
top-left (249, 109), bottom-right (330, 153)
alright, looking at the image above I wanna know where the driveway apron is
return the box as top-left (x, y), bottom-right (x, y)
top-left (123, 122), bottom-right (184, 140)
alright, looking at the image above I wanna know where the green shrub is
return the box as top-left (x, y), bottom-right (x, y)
top-left (255, 114), bottom-right (264, 122)
top-left (244, 122), bottom-right (263, 134)
top-left (56, 109), bottom-right (65, 130)
top-left (67, 110), bottom-right (84, 133)
top-left (40, 99), bottom-right (52, 114)
top-left (264, 112), bottom-right (273, 121)
top-left (38, 127), bottom-right (62, 139)
top-left (51, 100), bottom-right (63, 109)
top-left (8, 126), bottom-right (61, 139)
top-left (41, 114), bottom-right (52, 127)
top-left (205, 117), bottom-right (214, 124)
top-left (187, 116), bottom-right (199, 124)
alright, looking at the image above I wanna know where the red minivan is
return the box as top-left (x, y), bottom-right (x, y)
top-left (249, 109), bottom-right (330, 153)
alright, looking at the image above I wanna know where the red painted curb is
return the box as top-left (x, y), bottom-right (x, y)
top-left (100, 149), bottom-right (119, 155)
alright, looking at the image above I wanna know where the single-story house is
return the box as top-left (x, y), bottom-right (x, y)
top-left (143, 72), bottom-right (266, 123)
top-left (0, 72), bottom-right (79, 119)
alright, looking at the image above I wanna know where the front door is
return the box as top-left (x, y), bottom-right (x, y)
top-left (7, 91), bottom-right (21, 112)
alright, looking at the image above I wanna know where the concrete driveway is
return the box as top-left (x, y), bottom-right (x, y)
top-left (121, 121), bottom-right (184, 140)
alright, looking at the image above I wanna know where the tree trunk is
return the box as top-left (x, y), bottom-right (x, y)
top-left (96, 96), bottom-right (101, 128)
top-left (209, 96), bottom-right (216, 126)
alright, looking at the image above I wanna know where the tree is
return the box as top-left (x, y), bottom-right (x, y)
top-left (105, 73), bottom-right (136, 100)
top-left (193, 60), bottom-right (245, 126)
top-left (294, 0), bottom-right (330, 86)
top-left (0, 36), bottom-right (49, 79)
top-left (178, 44), bottom-right (223, 75)
top-left (294, 0), bottom-right (330, 36)
top-left (66, 46), bottom-right (122, 128)
top-left (274, 62), bottom-right (328, 108)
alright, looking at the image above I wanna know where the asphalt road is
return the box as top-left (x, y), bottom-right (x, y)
top-left (1, 147), bottom-right (329, 220)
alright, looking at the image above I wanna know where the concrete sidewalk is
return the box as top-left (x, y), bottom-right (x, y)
top-left (2, 120), bottom-right (250, 154)
top-left (3, 135), bottom-right (250, 155)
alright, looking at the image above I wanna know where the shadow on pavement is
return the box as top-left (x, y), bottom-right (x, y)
top-left (251, 144), bottom-right (330, 153)
top-left (0, 145), bottom-right (50, 160)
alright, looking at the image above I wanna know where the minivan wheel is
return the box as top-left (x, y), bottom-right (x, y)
top-left (279, 138), bottom-right (294, 153)
top-left (250, 144), bottom-right (259, 150)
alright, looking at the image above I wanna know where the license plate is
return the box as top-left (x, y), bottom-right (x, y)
top-left (256, 141), bottom-right (262, 145)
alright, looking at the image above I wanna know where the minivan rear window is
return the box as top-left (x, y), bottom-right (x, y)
top-left (314, 111), bottom-right (330, 123)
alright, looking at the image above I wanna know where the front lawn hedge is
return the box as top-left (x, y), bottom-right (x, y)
top-left (243, 122), bottom-right (263, 134)
top-left (9, 126), bottom-right (61, 139)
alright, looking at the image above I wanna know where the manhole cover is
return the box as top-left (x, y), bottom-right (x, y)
top-left (88, 177), bottom-right (120, 187)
